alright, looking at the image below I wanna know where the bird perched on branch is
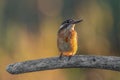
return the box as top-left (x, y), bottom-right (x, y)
top-left (57, 19), bottom-right (83, 60)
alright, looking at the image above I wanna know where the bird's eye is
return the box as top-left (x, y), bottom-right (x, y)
top-left (66, 21), bottom-right (69, 23)
top-left (61, 19), bottom-right (74, 25)
top-left (66, 19), bottom-right (73, 23)
top-left (66, 20), bottom-right (71, 23)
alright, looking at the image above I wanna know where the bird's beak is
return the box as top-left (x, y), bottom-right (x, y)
top-left (72, 19), bottom-right (83, 24)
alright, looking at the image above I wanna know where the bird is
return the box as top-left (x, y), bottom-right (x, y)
top-left (57, 19), bottom-right (83, 60)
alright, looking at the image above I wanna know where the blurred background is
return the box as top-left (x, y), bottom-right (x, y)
top-left (0, 0), bottom-right (120, 80)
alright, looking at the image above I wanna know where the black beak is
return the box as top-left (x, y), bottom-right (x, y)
top-left (72, 19), bottom-right (83, 24)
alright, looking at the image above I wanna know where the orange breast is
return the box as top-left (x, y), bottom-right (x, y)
top-left (57, 29), bottom-right (78, 56)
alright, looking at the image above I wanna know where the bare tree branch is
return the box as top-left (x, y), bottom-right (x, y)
top-left (6, 55), bottom-right (120, 74)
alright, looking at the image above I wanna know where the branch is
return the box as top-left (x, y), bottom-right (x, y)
top-left (6, 55), bottom-right (120, 74)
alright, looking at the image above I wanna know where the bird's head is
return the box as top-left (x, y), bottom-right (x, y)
top-left (59, 19), bottom-right (83, 31)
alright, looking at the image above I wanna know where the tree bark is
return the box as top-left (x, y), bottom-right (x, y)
top-left (6, 55), bottom-right (120, 74)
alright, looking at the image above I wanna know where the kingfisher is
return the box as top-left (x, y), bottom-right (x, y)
top-left (57, 19), bottom-right (83, 60)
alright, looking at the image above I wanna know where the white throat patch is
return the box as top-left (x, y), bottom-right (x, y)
top-left (59, 24), bottom-right (75, 30)
top-left (59, 25), bottom-right (64, 29)
top-left (67, 24), bottom-right (75, 30)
